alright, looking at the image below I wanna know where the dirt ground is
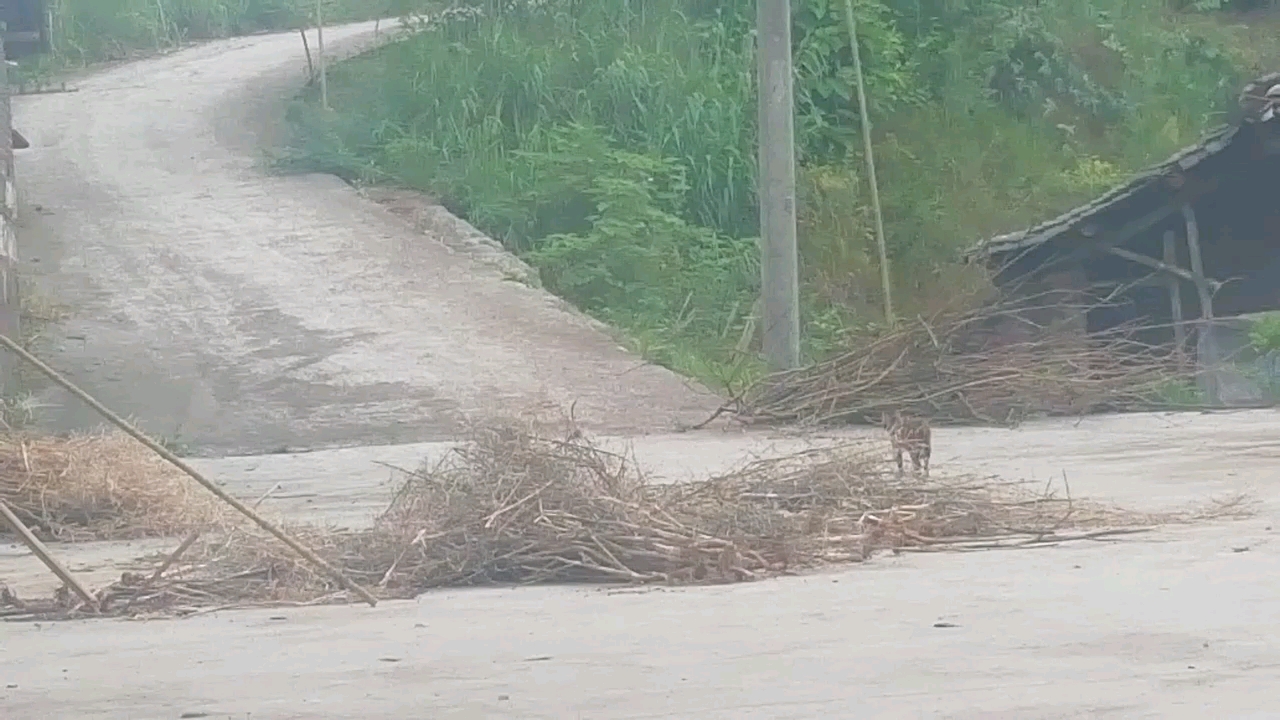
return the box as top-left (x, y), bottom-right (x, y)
top-left (4, 17), bottom-right (1280, 720)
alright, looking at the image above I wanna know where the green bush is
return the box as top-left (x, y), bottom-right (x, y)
top-left (1249, 313), bottom-right (1280, 355)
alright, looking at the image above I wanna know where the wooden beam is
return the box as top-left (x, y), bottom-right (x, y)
top-left (1105, 245), bottom-right (1220, 291)
top-left (988, 178), bottom-right (1220, 293)
top-left (1099, 204), bottom-right (1178, 247)
top-left (1163, 230), bottom-right (1187, 359)
top-left (1028, 178), bottom-right (1222, 279)
top-left (1182, 204), bottom-right (1214, 317)
top-left (1182, 203), bottom-right (1220, 405)
top-left (1092, 178), bottom-right (1221, 252)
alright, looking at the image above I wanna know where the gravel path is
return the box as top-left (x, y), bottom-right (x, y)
top-left (15, 21), bottom-right (718, 457)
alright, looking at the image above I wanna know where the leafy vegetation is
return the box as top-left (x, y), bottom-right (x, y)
top-left (16, 0), bottom-right (416, 74)
top-left (1248, 312), bottom-right (1280, 355)
top-left (285, 1), bottom-right (1280, 384)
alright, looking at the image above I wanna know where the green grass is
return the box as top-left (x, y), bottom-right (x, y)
top-left (272, 0), bottom-right (1280, 387)
top-left (11, 0), bottom-right (420, 82)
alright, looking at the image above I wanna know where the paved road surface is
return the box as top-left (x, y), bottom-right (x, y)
top-left (4, 410), bottom-right (1280, 718)
top-left (15, 21), bottom-right (716, 457)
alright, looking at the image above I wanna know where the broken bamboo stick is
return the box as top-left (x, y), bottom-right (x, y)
top-left (0, 334), bottom-right (379, 607)
top-left (0, 499), bottom-right (98, 611)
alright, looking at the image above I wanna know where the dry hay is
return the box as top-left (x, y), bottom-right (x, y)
top-left (0, 430), bottom-right (227, 541)
top-left (722, 296), bottom-right (1192, 428)
top-left (3, 422), bottom-right (1248, 620)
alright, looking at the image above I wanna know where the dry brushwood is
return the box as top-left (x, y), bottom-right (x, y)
top-left (0, 431), bottom-right (228, 541)
top-left (2, 423), bottom-right (1249, 621)
top-left (729, 296), bottom-right (1191, 428)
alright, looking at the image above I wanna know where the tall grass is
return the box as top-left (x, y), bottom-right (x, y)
top-left (35, 0), bottom-right (399, 69)
top-left (279, 0), bottom-right (1280, 385)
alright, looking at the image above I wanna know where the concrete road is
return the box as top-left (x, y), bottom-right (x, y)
top-left (4, 528), bottom-right (1279, 720)
top-left (3, 410), bottom-right (1279, 718)
top-left (14, 20), bottom-right (717, 457)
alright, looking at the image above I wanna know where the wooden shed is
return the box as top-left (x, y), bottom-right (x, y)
top-left (0, 0), bottom-right (48, 59)
top-left (964, 72), bottom-right (1280, 402)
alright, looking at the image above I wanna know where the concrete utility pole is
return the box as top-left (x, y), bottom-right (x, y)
top-left (0, 31), bottom-right (18, 395)
top-left (756, 0), bottom-right (801, 370)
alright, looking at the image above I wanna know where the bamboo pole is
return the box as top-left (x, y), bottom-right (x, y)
top-left (316, 0), bottom-right (328, 110)
top-left (0, 334), bottom-right (378, 607)
top-left (843, 0), bottom-right (894, 327)
top-left (300, 28), bottom-right (314, 84)
top-left (0, 499), bottom-right (98, 611)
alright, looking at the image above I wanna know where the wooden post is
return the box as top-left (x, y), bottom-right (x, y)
top-left (315, 0), bottom-right (329, 111)
top-left (299, 28), bottom-right (314, 84)
top-left (1162, 230), bottom-right (1186, 362)
top-left (756, 0), bottom-right (801, 370)
top-left (1182, 203), bottom-right (1219, 405)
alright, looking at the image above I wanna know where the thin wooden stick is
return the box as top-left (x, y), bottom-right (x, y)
top-left (145, 530), bottom-right (201, 587)
top-left (843, 0), bottom-right (894, 327)
top-left (299, 28), bottom-right (314, 83)
top-left (1162, 230), bottom-right (1187, 362)
top-left (0, 334), bottom-right (378, 607)
top-left (315, 0), bottom-right (328, 110)
top-left (0, 499), bottom-right (98, 611)
top-left (144, 482), bottom-right (283, 588)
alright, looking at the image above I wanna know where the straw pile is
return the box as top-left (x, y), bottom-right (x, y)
top-left (6, 421), bottom-right (1245, 620)
top-left (728, 298), bottom-right (1186, 428)
top-left (0, 431), bottom-right (226, 541)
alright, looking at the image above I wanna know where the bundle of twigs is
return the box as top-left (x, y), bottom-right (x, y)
top-left (732, 296), bottom-right (1188, 427)
top-left (5, 422), bottom-right (1245, 621)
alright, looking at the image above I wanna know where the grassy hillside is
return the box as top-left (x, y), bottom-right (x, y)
top-left (18, 0), bottom-right (420, 73)
top-left (281, 1), bottom-right (1278, 385)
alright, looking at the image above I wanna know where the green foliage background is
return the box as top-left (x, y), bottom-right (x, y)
top-left (30, 0), bottom-right (407, 68)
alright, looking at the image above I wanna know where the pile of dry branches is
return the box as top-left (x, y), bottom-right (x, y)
top-left (730, 297), bottom-right (1189, 427)
top-left (0, 431), bottom-right (227, 541)
top-left (6, 422), bottom-right (1243, 620)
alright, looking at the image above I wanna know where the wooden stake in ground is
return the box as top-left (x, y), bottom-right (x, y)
top-left (299, 28), bottom-right (315, 83)
top-left (0, 334), bottom-right (378, 607)
top-left (0, 499), bottom-right (98, 611)
top-left (316, 0), bottom-right (329, 111)
top-left (843, 0), bottom-right (894, 328)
